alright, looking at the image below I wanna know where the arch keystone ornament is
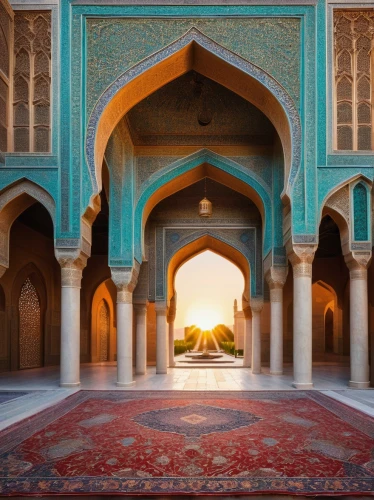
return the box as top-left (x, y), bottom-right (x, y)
top-left (111, 264), bottom-right (140, 387)
top-left (287, 244), bottom-right (317, 389)
top-left (344, 251), bottom-right (371, 389)
top-left (86, 28), bottom-right (300, 201)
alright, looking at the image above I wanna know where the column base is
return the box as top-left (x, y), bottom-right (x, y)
top-left (270, 370), bottom-right (283, 375)
top-left (60, 382), bottom-right (80, 388)
top-left (135, 370), bottom-right (146, 375)
top-left (252, 369), bottom-right (261, 374)
top-left (243, 364), bottom-right (251, 368)
top-left (168, 363), bottom-right (176, 368)
top-left (349, 380), bottom-right (370, 389)
top-left (292, 382), bottom-right (313, 389)
top-left (116, 381), bottom-right (136, 387)
top-left (156, 370), bottom-right (168, 374)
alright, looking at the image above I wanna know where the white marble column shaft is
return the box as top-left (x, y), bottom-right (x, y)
top-left (349, 265), bottom-right (370, 388)
top-left (111, 266), bottom-right (139, 387)
top-left (168, 321), bottom-right (175, 367)
top-left (116, 290), bottom-right (135, 386)
top-left (60, 266), bottom-right (83, 387)
top-left (243, 317), bottom-right (252, 368)
top-left (251, 299), bottom-right (263, 374)
top-left (266, 267), bottom-right (288, 376)
top-left (289, 245), bottom-right (316, 389)
top-left (156, 303), bottom-right (168, 374)
top-left (134, 303), bottom-right (147, 375)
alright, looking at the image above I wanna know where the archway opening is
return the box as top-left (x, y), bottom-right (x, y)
top-left (90, 278), bottom-right (117, 363)
top-left (311, 215), bottom-right (349, 363)
top-left (0, 200), bottom-right (57, 372)
top-left (174, 250), bottom-right (245, 359)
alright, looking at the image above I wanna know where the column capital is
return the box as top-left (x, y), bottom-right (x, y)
top-left (287, 244), bottom-right (317, 278)
top-left (55, 249), bottom-right (87, 287)
top-left (265, 266), bottom-right (288, 289)
top-left (155, 301), bottom-right (168, 315)
top-left (111, 263), bottom-right (140, 303)
top-left (250, 297), bottom-right (263, 313)
top-left (133, 302), bottom-right (148, 314)
top-left (345, 251), bottom-right (371, 280)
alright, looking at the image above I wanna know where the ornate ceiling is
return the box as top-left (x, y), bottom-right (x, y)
top-left (125, 71), bottom-right (275, 147)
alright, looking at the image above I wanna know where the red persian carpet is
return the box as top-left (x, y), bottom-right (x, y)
top-left (0, 391), bottom-right (373, 496)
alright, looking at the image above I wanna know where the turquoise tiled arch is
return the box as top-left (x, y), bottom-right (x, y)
top-left (133, 150), bottom-right (273, 263)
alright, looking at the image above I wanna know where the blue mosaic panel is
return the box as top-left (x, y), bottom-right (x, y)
top-left (133, 404), bottom-right (261, 438)
top-left (353, 183), bottom-right (368, 241)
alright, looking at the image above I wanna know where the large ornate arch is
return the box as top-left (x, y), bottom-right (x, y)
top-left (86, 28), bottom-right (300, 206)
top-left (135, 150), bottom-right (271, 262)
top-left (167, 235), bottom-right (250, 305)
top-left (0, 180), bottom-right (56, 277)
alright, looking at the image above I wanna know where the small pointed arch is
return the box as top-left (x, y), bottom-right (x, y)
top-left (33, 75), bottom-right (49, 103)
top-left (335, 33), bottom-right (353, 51)
top-left (91, 278), bottom-right (116, 363)
top-left (134, 150), bottom-right (272, 261)
top-left (14, 75), bottom-right (29, 103)
top-left (86, 28), bottom-right (300, 200)
top-left (34, 51), bottom-right (50, 76)
top-left (0, 180), bottom-right (55, 274)
top-left (337, 50), bottom-right (352, 74)
top-left (336, 75), bottom-right (353, 101)
top-left (357, 75), bottom-right (370, 101)
top-left (167, 234), bottom-right (250, 305)
top-left (14, 48), bottom-right (30, 76)
top-left (11, 262), bottom-right (47, 370)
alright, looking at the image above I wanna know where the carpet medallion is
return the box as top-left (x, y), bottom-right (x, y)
top-left (0, 391), bottom-right (373, 496)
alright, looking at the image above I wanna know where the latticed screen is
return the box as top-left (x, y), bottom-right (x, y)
top-left (0, 1), bottom-right (11, 152)
top-left (19, 277), bottom-right (42, 369)
top-left (99, 300), bottom-right (109, 362)
top-left (13, 11), bottom-right (51, 152)
top-left (334, 11), bottom-right (374, 151)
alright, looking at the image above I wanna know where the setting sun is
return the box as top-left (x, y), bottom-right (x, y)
top-left (185, 303), bottom-right (223, 331)
top-left (174, 251), bottom-right (244, 332)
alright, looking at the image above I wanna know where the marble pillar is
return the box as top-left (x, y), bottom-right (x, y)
top-left (288, 245), bottom-right (316, 389)
top-left (155, 302), bottom-right (168, 374)
top-left (59, 262), bottom-right (84, 387)
top-left (243, 306), bottom-right (252, 368)
top-left (167, 295), bottom-right (176, 367)
top-left (134, 303), bottom-right (147, 375)
top-left (266, 267), bottom-right (288, 375)
top-left (345, 254), bottom-right (371, 388)
top-left (250, 298), bottom-right (263, 374)
top-left (111, 266), bottom-right (139, 387)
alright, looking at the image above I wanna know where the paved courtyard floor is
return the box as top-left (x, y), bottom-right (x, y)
top-left (0, 362), bottom-right (373, 430)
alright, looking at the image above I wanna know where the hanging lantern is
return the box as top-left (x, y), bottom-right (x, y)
top-left (199, 178), bottom-right (213, 218)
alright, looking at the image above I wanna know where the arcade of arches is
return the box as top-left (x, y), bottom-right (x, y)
top-left (0, 71), bottom-right (373, 390)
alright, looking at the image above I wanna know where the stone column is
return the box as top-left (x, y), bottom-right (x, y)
top-left (155, 302), bottom-right (168, 374)
top-left (243, 306), bottom-right (252, 368)
top-left (250, 298), bottom-right (263, 374)
top-left (266, 267), bottom-right (288, 375)
top-left (345, 253), bottom-right (371, 388)
top-left (111, 266), bottom-right (139, 387)
top-left (167, 295), bottom-right (176, 368)
top-left (57, 258), bottom-right (86, 387)
top-left (134, 302), bottom-right (147, 375)
top-left (288, 244), bottom-right (316, 389)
